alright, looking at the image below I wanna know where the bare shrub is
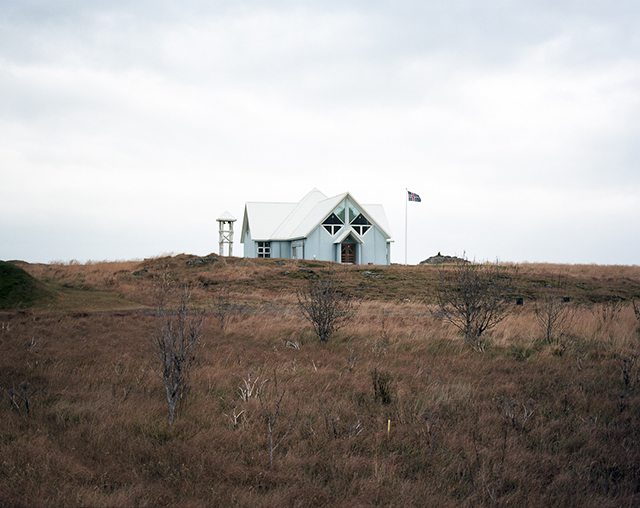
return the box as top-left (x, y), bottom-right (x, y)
top-left (496, 396), bottom-right (536, 432)
top-left (236, 370), bottom-right (268, 401)
top-left (413, 408), bottom-right (440, 453)
top-left (211, 286), bottom-right (235, 330)
top-left (614, 353), bottom-right (638, 389)
top-left (151, 278), bottom-right (205, 424)
top-left (223, 402), bottom-right (246, 430)
top-left (596, 299), bottom-right (624, 332)
top-left (322, 406), bottom-right (364, 440)
top-left (372, 312), bottom-right (391, 357)
top-left (342, 344), bottom-right (358, 375)
top-left (297, 270), bottom-right (357, 343)
top-left (258, 371), bottom-right (297, 469)
top-left (371, 368), bottom-right (394, 404)
top-left (435, 259), bottom-right (517, 351)
top-left (7, 381), bottom-right (41, 415)
top-left (470, 428), bottom-right (508, 508)
top-left (534, 291), bottom-right (575, 344)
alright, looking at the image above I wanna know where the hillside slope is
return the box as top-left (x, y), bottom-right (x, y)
top-left (0, 260), bottom-right (56, 309)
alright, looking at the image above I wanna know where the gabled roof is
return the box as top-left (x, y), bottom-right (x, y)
top-left (241, 189), bottom-right (391, 243)
top-left (334, 227), bottom-right (363, 244)
top-left (217, 210), bottom-right (237, 222)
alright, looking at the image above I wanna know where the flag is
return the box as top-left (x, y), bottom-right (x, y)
top-left (408, 190), bottom-right (421, 202)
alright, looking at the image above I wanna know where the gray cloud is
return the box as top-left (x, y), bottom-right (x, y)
top-left (1, 1), bottom-right (639, 264)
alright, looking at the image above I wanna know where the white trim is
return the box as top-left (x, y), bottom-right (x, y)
top-left (333, 227), bottom-right (363, 244)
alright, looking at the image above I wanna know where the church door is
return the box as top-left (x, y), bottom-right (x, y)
top-left (341, 244), bottom-right (356, 264)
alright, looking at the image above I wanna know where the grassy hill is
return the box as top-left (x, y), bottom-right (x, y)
top-left (12, 254), bottom-right (640, 311)
top-left (1, 255), bottom-right (639, 507)
top-left (0, 260), bottom-right (56, 309)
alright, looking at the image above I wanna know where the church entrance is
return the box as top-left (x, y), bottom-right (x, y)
top-left (341, 244), bottom-right (356, 264)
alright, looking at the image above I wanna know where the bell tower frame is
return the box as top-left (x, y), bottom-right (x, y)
top-left (216, 211), bottom-right (237, 257)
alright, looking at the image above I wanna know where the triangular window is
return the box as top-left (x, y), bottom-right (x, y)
top-left (350, 212), bottom-right (371, 235)
top-left (323, 204), bottom-right (346, 235)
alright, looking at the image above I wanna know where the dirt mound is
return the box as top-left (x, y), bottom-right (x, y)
top-left (0, 261), bottom-right (56, 309)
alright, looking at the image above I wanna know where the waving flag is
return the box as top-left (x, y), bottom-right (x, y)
top-left (408, 190), bottom-right (421, 202)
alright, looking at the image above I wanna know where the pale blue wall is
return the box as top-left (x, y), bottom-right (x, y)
top-left (243, 225), bottom-right (390, 265)
top-left (304, 227), bottom-right (335, 261)
top-left (359, 227), bottom-right (390, 265)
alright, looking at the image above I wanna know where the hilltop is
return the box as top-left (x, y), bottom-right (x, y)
top-left (6, 254), bottom-right (640, 312)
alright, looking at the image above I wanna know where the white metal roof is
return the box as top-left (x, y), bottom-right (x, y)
top-left (216, 210), bottom-right (237, 222)
top-left (241, 189), bottom-right (391, 243)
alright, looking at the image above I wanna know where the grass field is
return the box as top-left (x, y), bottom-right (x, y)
top-left (1, 255), bottom-right (639, 507)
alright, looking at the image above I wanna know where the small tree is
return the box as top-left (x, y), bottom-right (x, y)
top-left (297, 270), bottom-right (357, 343)
top-left (151, 279), bottom-right (205, 424)
top-left (435, 259), bottom-right (516, 350)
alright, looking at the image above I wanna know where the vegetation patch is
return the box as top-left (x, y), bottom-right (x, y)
top-left (0, 261), bottom-right (56, 309)
top-left (1, 256), bottom-right (639, 507)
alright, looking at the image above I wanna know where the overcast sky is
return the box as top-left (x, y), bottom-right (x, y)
top-left (1, 1), bottom-right (639, 265)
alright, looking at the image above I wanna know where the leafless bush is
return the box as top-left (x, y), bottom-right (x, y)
top-left (371, 368), bottom-right (394, 404)
top-left (414, 409), bottom-right (440, 453)
top-left (372, 312), bottom-right (391, 357)
top-left (496, 396), bottom-right (536, 432)
top-left (435, 259), bottom-right (516, 351)
top-left (223, 402), bottom-right (246, 430)
top-left (151, 278), bottom-right (205, 425)
top-left (615, 353), bottom-right (638, 389)
top-left (534, 291), bottom-right (575, 344)
top-left (236, 370), bottom-right (268, 401)
top-left (297, 270), bottom-right (357, 343)
top-left (7, 381), bottom-right (41, 415)
top-left (211, 286), bottom-right (235, 330)
top-left (342, 344), bottom-right (358, 375)
top-left (596, 299), bottom-right (624, 331)
top-left (323, 408), bottom-right (364, 440)
top-left (471, 428), bottom-right (508, 508)
top-left (258, 372), bottom-right (297, 469)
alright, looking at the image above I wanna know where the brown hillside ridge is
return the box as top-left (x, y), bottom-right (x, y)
top-left (1, 255), bottom-right (639, 507)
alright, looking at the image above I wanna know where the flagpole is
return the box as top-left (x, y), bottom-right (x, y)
top-left (405, 188), bottom-right (408, 266)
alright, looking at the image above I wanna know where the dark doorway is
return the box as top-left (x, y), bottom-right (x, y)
top-left (341, 244), bottom-right (355, 264)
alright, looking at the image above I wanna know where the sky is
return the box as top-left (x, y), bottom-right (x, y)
top-left (1, 1), bottom-right (639, 266)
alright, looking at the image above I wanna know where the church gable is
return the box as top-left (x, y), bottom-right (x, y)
top-left (241, 189), bottom-right (391, 265)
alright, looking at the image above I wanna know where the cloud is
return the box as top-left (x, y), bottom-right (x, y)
top-left (1, 1), bottom-right (639, 264)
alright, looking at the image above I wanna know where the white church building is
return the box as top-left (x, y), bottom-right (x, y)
top-left (241, 189), bottom-right (392, 265)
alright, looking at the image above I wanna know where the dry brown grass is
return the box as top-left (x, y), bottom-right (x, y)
top-left (1, 256), bottom-right (639, 506)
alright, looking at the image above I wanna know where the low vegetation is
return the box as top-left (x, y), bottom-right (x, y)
top-left (0, 260), bottom-right (56, 309)
top-left (1, 255), bottom-right (639, 507)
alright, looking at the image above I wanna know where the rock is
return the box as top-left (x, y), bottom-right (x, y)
top-left (419, 254), bottom-right (469, 265)
top-left (187, 256), bottom-right (219, 266)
